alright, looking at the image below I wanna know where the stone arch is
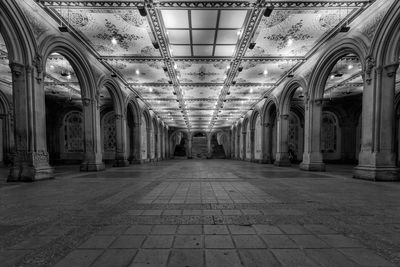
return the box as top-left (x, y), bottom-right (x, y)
top-left (249, 109), bottom-right (261, 131)
top-left (279, 77), bottom-right (308, 116)
top-left (261, 97), bottom-right (278, 125)
top-left (0, 90), bottom-right (12, 165)
top-left (99, 77), bottom-right (125, 115)
top-left (39, 35), bottom-right (96, 99)
top-left (321, 110), bottom-right (341, 160)
top-left (308, 38), bottom-right (368, 100)
top-left (127, 97), bottom-right (141, 123)
top-left (169, 129), bottom-right (189, 158)
top-left (0, 1), bottom-right (36, 66)
top-left (210, 129), bottom-right (229, 158)
top-left (370, 2), bottom-right (400, 67)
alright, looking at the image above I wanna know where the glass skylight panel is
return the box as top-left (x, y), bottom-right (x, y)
top-left (171, 45), bottom-right (191, 56)
top-left (219, 10), bottom-right (247, 28)
top-left (193, 45), bottom-right (213, 57)
top-left (214, 45), bottom-right (236, 57)
top-left (216, 30), bottom-right (239, 44)
top-left (192, 30), bottom-right (216, 44)
top-left (168, 30), bottom-right (190, 44)
top-left (161, 10), bottom-right (189, 28)
top-left (191, 10), bottom-right (218, 28)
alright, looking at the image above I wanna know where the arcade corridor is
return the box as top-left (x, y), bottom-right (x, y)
top-left (0, 160), bottom-right (398, 266)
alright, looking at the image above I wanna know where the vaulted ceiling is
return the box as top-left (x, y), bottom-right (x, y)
top-left (0, 0), bottom-right (393, 131)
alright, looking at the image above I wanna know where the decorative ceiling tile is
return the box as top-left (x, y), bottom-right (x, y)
top-left (191, 10), bottom-right (218, 28)
top-left (110, 60), bottom-right (168, 84)
top-left (219, 10), bottom-right (247, 28)
top-left (168, 30), bottom-right (191, 44)
top-left (161, 10), bottom-right (189, 28)
top-left (214, 45), bottom-right (235, 57)
top-left (192, 30), bottom-right (216, 44)
top-left (193, 46), bottom-right (213, 57)
top-left (237, 60), bottom-right (297, 83)
top-left (177, 62), bottom-right (227, 84)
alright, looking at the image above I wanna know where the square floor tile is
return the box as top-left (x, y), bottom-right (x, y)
top-left (124, 225), bottom-right (152, 235)
top-left (110, 235), bottom-right (146, 248)
top-left (91, 249), bottom-right (137, 267)
top-left (95, 225), bottom-right (128, 236)
top-left (228, 225), bottom-right (256, 235)
top-left (304, 224), bottom-right (337, 234)
top-left (177, 225), bottom-right (202, 234)
top-left (204, 225), bottom-right (229, 235)
top-left (142, 210), bottom-right (163, 216)
top-left (151, 225), bottom-right (177, 235)
top-left (260, 235), bottom-right (298, 248)
top-left (339, 248), bottom-right (396, 266)
top-left (205, 249), bottom-right (242, 267)
top-left (253, 225), bottom-right (283, 235)
top-left (205, 235), bottom-right (234, 248)
top-left (232, 235), bottom-right (266, 248)
top-left (278, 224), bottom-right (310, 234)
top-left (305, 249), bottom-right (359, 267)
top-left (318, 234), bottom-right (363, 248)
top-left (289, 235), bottom-right (330, 248)
top-left (272, 249), bottom-right (319, 266)
top-left (78, 236), bottom-right (116, 249)
top-left (142, 235), bottom-right (174, 248)
top-left (239, 249), bottom-right (281, 267)
top-left (168, 249), bottom-right (204, 267)
top-left (131, 249), bottom-right (170, 266)
top-left (55, 249), bottom-right (103, 267)
top-left (173, 235), bottom-right (203, 248)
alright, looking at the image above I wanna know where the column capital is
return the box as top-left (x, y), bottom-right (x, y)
top-left (383, 63), bottom-right (399, 77)
top-left (9, 62), bottom-right (25, 78)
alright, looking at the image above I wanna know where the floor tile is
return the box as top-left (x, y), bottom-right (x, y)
top-left (131, 249), bottom-right (170, 267)
top-left (55, 249), bottom-right (103, 267)
top-left (78, 236), bottom-right (116, 249)
top-left (228, 225), bottom-right (257, 235)
top-left (339, 248), bottom-right (396, 266)
top-left (232, 235), bottom-right (266, 248)
top-left (177, 225), bottom-right (203, 234)
top-left (124, 225), bottom-right (153, 235)
top-left (110, 236), bottom-right (146, 248)
top-left (239, 249), bottom-right (281, 267)
top-left (204, 225), bottom-right (229, 235)
top-left (205, 235), bottom-right (234, 248)
top-left (142, 235), bottom-right (174, 248)
top-left (91, 249), bottom-right (137, 267)
top-left (168, 249), bottom-right (204, 267)
top-left (173, 235), bottom-right (203, 248)
top-left (205, 249), bottom-right (242, 267)
top-left (272, 249), bottom-right (319, 267)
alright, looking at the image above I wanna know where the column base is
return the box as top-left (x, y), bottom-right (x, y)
top-left (113, 159), bottom-right (129, 167)
top-left (80, 162), bottom-right (105, 172)
top-left (300, 162), bottom-right (325, 171)
top-left (8, 165), bottom-right (55, 182)
top-left (353, 165), bottom-right (399, 181)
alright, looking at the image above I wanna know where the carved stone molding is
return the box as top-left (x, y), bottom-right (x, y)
top-left (384, 63), bottom-right (399, 78)
top-left (9, 62), bottom-right (25, 78)
top-left (365, 56), bottom-right (375, 85)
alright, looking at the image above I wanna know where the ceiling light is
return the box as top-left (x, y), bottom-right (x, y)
top-left (237, 30), bottom-right (241, 36)
top-left (287, 37), bottom-right (293, 46)
top-left (66, 73), bottom-right (71, 80)
top-left (330, 75), bottom-right (335, 79)
top-left (149, 88), bottom-right (153, 92)
top-left (50, 65), bottom-right (54, 70)
top-left (138, 6), bottom-right (147, 16)
top-left (249, 42), bottom-right (256, 50)
top-left (174, 63), bottom-right (177, 70)
top-left (263, 69), bottom-right (268, 75)
top-left (264, 6), bottom-right (274, 17)
top-left (348, 64), bottom-right (353, 70)
top-left (226, 65), bottom-right (230, 69)
top-left (111, 37), bottom-right (118, 45)
top-left (249, 88), bottom-right (253, 93)
top-left (135, 69), bottom-right (140, 75)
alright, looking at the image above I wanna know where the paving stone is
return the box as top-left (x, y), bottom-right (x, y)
top-left (232, 235), bottom-right (266, 248)
top-left (78, 236), bottom-right (116, 249)
top-left (239, 249), bottom-right (281, 267)
top-left (241, 209), bottom-right (263, 215)
top-left (55, 249), bottom-right (104, 267)
top-left (339, 248), bottom-right (396, 266)
top-left (305, 248), bottom-right (359, 267)
top-left (95, 225), bottom-right (128, 236)
top-left (91, 249), bottom-right (137, 267)
top-left (124, 225), bottom-right (153, 235)
top-left (182, 209), bottom-right (202, 215)
top-left (278, 224), bottom-right (310, 235)
top-left (228, 224), bottom-right (257, 235)
top-left (272, 249), bottom-right (319, 267)
top-left (222, 209), bottom-right (243, 215)
top-left (177, 225), bottom-right (203, 234)
top-left (131, 249), bottom-right (170, 267)
top-left (204, 225), bottom-right (229, 235)
top-left (253, 224), bottom-right (283, 235)
top-left (142, 235), bottom-right (174, 248)
top-left (289, 235), bottom-right (330, 248)
top-left (37, 226), bottom-right (74, 236)
top-left (110, 235), bottom-right (146, 248)
top-left (260, 235), bottom-right (298, 248)
top-left (205, 235), bottom-right (234, 248)
top-left (151, 225), bottom-right (177, 235)
top-left (162, 210), bottom-right (182, 215)
top-left (142, 210), bottom-right (163, 216)
top-left (304, 224), bottom-right (337, 234)
top-left (318, 234), bottom-right (363, 248)
top-left (168, 249), bottom-right (204, 267)
top-left (205, 249), bottom-right (242, 267)
top-left (173, 235), bottom-right (203, 248)
top-left (202, 210), bottom-right (222, 215)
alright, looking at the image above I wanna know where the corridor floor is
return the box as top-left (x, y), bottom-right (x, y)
top-left (0, 160), bottom-right (400, 266)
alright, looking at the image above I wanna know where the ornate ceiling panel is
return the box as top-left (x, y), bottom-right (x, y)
top-left (246, 8), bottom-right (355, 57)
top-left (59, 9), bottom-right (160, 57)
top-left (237, 60), bottom-right (297, 83)
top-left (176, 61), bottom-right (229, 84)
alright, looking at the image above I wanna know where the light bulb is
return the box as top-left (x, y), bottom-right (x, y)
top-left (287, 37), bottom-right (293, 46)
top-left (136, 69), bottom-right (140, 75)
top-left (263, 69), bottom-right (268, 75)
top-left (111, 37), bottom-right (117, 45)
top-left (348, 64), bottom-right (353, 70)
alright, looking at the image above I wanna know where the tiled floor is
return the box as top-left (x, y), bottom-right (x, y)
top-left (0, 160), bottom-right (400, 266)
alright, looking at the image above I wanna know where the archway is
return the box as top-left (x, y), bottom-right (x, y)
top-left (192, 131), bottom-right (208, 159)
top-left (127, 98), bottom-right (141, 164)
top-left (261, 98), bottom-right (278, 163)
top-left (170, 130), bottom-right (189, 159)
top-left (210, 131), bottom-right (229, 159)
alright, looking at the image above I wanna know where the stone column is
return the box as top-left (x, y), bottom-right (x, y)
top-left (130, 122), bottom-right (142, 164)
top-left (187, 136), bottom-right (193, 159)
top-left (241, 131), bottom-right (246, 160)
top-left (250, 129), bottom-right (255, 162)
top-left (80, 98), bottom-right (105, 171)
top-left (300, 99), bottom-right (325, 171)
top-left (354, 63), bottom-right (399, 180)
top-left (8, 62), bottom-right (54, 181)
top-left (114, 114), bottom-right (129, 167)
top-left (147, 128), bottom-right (153, 161)
top-left (206, 135), bottom-right (211, 158)
top-left (275, 114), bottom-right (291, 166)
top-left (154, 131), bottom-right (158, 161)
top-left (261, 123), bottom-right (272, 163)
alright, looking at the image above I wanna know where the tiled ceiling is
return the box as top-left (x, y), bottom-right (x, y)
top-left (0, 1), bottom-right (387, 131)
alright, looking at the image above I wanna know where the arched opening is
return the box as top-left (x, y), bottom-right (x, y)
top-left (127, 99), bottom-right (140, 164)
top-left (253, 114), bottom-right (262, 161)
top-left (245, 119), bottom-right (251, 160)
top-left (261, 99), bottom-right (278, 164)
top-left (210, 131), bottom-right (228, 159)
top-left (322, 54), bottom-right (363, 166)
top-left (288, 108), bottom-right (304, 163)
top-left (141, 114), bottom-right (148, 161)
top-left (0, 34), bottom-right (13, 168)
top-left (192, 132), bottom-right (208, 159)
top-left (170, 131), bottom-right (188, 158)
top-left (45, 53), bottom-right (84, 167)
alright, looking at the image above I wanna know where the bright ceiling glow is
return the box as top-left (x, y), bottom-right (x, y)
top-left (111, 37), bottom-right (117, 45)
